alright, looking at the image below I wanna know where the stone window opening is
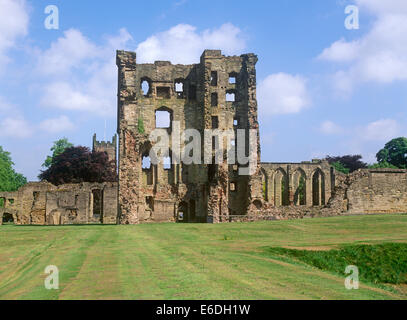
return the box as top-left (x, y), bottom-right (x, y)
top-left (155, 107), bottom-right (173, 129)
top-left (142, 155), bottom-right (151, 170)
top-left (163, 155), bottom-right (172, 170)
top-left (208, 156), bottom-right (218, 182)
top-left (8, 199), bottom-right (14, 205)
top-left (229, 73), bottom-right (237, 84)
top-left (92, 189), bottom-right (103, 222)
top-left (174, 80), bottom-right (184, 99)
top-left (142, 153), bottom-right (154, 185)
top-left (233, 117), bottom-right (239, 127)
top-left (261, 169), bottom-right (268, 201)
top-left (0, 197), bottom-right (5, 208)
top-left (211, 92), bottom-right (218, 107)
top-left (2, 213), bottom-right (14, 224)
top-left (212, 116), bottom-right (219, 129)
top-left (141, 78), bottom-right (152, 97)
top-left (210, 71), bottom-right (218, 86)
top-left (312, 169), bottom-right (325, 206)
top-left (226, 90), bottom-right (236, 102)
top-left (156, 86), bottom-right (171, 99)
top-left (230, 182), bottom-right (236, 192)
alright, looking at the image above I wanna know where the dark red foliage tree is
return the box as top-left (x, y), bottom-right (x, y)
top-left (39, 146), bottom-right (117, 185)
top-left (325, 155), bottom-right (368, 173)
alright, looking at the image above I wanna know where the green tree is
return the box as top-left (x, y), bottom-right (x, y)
top-left (42, 138), bottom-right (73, 168)
top-left (0, 146), bottom-right (27, 192)
top-left (368, 161), bottom-right (398, 169)
top-left (376, 137), bottom-right (407, 169)
top-left (331, 161), bottom-right (350, 174)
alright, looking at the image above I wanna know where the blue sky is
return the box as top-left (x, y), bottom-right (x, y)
top-left (0, 0), bottom-right (406, 180)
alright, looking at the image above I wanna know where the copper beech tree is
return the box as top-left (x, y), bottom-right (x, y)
top-left (39, 146), bottom-right (117, 185)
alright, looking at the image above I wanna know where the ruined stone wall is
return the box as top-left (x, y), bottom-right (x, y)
top-left (116, 49), bottom-right (260, 224)
top-left (0, 182), bottom-right (118, 225)
top-left (260, 160), bottom-right (333, 208)
top-left (241, 167), bottom-right (407, 222)
top-left (339, 169), bottom-right (407, 214)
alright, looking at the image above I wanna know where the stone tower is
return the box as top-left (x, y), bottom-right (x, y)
top-left (116, 49), bottom-right (262, 224)
top-left (92, 133), bottom-right (117, 165)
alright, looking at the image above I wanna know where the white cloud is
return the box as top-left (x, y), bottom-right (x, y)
top-left (0, 0), bottom-right (29, 70)
top-left (318, 38), bottom-right (359, 62)
top-left (320, 121), bottom-right (344, 135)
top-left (136, 23), bottom-right (246, 64)
top-left (359, 118), bottom-right (400, 142)
top-left (0, 116), bottom-right (32, 138)
top-left (319, 1), bottom-right (407, 93)
top-left (37, 29), bottom-right (100, 75)
top-left (258, 73), bottom-right (310, 116)
top-left (355, 0), bottom-right (407, 15)
top-left (37, 28), bottom-right (133, 116)
top-left (39, 115), bottom-right (74, 133)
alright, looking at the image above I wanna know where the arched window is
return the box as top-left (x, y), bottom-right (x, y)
top-left (140, 78), bottom-right (152, 97)
top-left (312, 169), bottom-right (325, 206)
top-left (292, 169), bottom-right (306, 206)
top-left (155, 106), bottom-right (173, 129)
top-left (274, 168), bottom-right (288, 206)
top-left (261, 169), bottom-right (268, 201)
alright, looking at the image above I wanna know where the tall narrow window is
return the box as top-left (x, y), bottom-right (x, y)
top-left (141, 78), bottom-right (151, 97)
top-left (92, 189), bottom-right (103, 221)
top-left (212, 116), bottom-right (219, 129)
top-left (175, 80), bottom-right (184, 98)
top-left (210, 71), bottom-right (218, 86)
top-left (211, 93), bottom-right (218, 107)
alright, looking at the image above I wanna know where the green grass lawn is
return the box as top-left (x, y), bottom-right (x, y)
top-left (1, 214), bottom-right (407, 300)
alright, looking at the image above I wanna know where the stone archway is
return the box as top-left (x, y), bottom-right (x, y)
top-left (274, 168), bottom-right (288, 206)
top-left (312, 169), bottom-right (326, 206)
top-left (292, 168), bottom-right (307, 206)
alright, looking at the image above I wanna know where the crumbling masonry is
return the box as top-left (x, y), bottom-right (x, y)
top-left (1, 50), bottom-right (406, 225)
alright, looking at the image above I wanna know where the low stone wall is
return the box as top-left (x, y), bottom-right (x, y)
top-left (0, 181), bottom-right (118, 225)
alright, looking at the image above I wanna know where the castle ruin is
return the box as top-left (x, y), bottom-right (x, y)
top-left (1, 50), bottom-right (407, 225)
